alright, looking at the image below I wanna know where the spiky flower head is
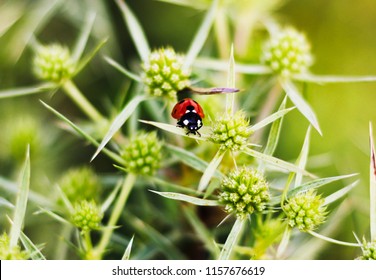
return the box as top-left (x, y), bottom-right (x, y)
top-left (59, 166), bottom-right (101, 204)
top-left (71, 200), bottom-right (103, 233)
top-left (142, 47), bottom-right (190, 99)
top-left (7, 117), bottom-right (42, 162)
top-left (219, 167), bottom-right (270, 219)
top-left (262, 28), bottom-right (313, 77)
top-left (283, 189), bottom-right (327, 232)
top-left (210, 111), bottom-right (253, 151)
top-left (0, 233), bottom-right (29, 260)
top-left (121, 131), bottom-right (163, 176)
top-left (357, 240), bottom-right (376, 260)
top-left (33, 44), bottom-right (75, 83)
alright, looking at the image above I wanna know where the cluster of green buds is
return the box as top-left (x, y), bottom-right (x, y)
top-left (71, 200), bottom-right (103, 233)
top-left (358, 240), bottom-right (376, 260)
top-left (210, 111), bottom-right (253, 151)
top-left (142, 47), bottom-right (191, 99)
top-left (0, 233), bottom-right (28, 260)
top-left (7, 117), bottom-right (42, 162)
top-left (121, 131), bottom-right (163, 176)
top-left (33, 44), bottom-right (75, 83)
top-left (219, 167), bottom-right (270, 219)
top-left (262, 28), bottom-right (313, 77)
top-left (59, 166), bottom-right (101, 203)
top-left (283, 189), bottom-right (327, 232)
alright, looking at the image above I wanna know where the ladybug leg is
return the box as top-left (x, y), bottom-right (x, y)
top-left (185, 130), bottom-right (201, 137)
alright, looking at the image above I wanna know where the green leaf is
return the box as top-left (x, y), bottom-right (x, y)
top-left (164, 144), bottom-right (223, 179)
top-left (101, 179), bottom-right (122, 213)
top-left (294, 126), bottom-right (311, 188)
top-left (288, 174), bottom-right (357, 199)
top-left (55, 184), bottom-right (74, 213)
top-left (280, 79), bottom-right (322, 135)
top-left (198, 150), bottom-right (226, 192)
top-left (74, 37), bottom-right (108, 76)
top-left (251, 106), bottom-right (295, 132)
top-left (0, 197), bottom-right (14, 209)
top-left (122, 235), bottom-right (134, 260)
top-left (20, 231), bottom-right (46, 260)
top-left (323, 180), bottom-right (358, 206)
top-left (276, 227), bottom-right (291, 258)
top-left (36, 207), bottom-right (71, 225)
top-left (40, 100), bottom-right (125, 165)
top-left (183, 207), bottom-right (220, 258)
top-left (244, 147), bottom-right (315, 178)
top-left (3, 0), bottom-right (62, 63)
top-left (194, 57), bottom-right (272, 74)
top-left (218, 218), bottom-right (246, 260)
top-left (9, 146), bottom-right (30, 248)
top-left (293, 73), bottom-right (376, 84)
top-left (0, 3), bottom-right (23, 38)
top-left (103, 56), bottom-right (142, 82)
top-left (139, 119), bottom-right (210, 140)
top-left (308, 230), bottom-right (361, 247)
top-left (369, 122), bottom-right (376, 241)
top-left (183, 0), bottom-right (218, 70)
top-left (0, 83), bottom-right (56, 99)
top-left (262, 96), bottom-right (287, 156)
top-left (115, 0), bottom-right (150, 62)
top-left (127, 213), bottom-right (185, 259)
top-left (91, 95), bottom-right (148, 161)
top-left (0, 176), bottom-right (56, 209)
top-left (270, 173), bottom-right (358, 205)
top-left (148, 176), bottom-right (202, 196)
top-left (150, 190), bottom-right (220, 206)
top-left (72, 12), bottom-right (96, 62)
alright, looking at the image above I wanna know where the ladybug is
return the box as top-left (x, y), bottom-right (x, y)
top-left (171, 98), bottom-right (205, 136)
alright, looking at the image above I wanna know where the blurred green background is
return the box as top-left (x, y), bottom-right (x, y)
top-left (1, 0), bottom-right (376, 259)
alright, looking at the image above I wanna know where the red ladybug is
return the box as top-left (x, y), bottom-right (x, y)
top-left (171, 98), bottom-right (205, 136)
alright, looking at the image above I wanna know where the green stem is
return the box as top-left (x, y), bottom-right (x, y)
top-left (91, 173), bottom-right (137, 259)
top-left (62, 79), bottom-right (104, 122)
top-left (83, 231), bottom-right (93, 252)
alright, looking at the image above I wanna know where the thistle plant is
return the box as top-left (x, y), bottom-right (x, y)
top-left (143, 47), bottom-right (191, 99)
top-left (283, 189), bottom-right (327, 232)
top-left (210, 111), bottom-right (253, 151)
top-left (0, 233), bottom-right (29, 260)
top-left (121, 131), bottom-right (163, 176)
top-left (219, 167), bottom-right (270, 219)
top-left (33, 44), bottom-right (75, 83)
top-left (71, 200), bottom-right (103, 233)
top-left (1, 0), bottom-right (376, 261)
top-left (59, 166), bottom-right (101, 203)
top-left (261, 28), bottom-right (313, 77)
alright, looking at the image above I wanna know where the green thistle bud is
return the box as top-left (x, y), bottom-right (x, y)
top-left (262, 28), bottom-right (313, 77)
top-left (33, 44), bottom-right (75, 83)
top-left (121, 131), bottom-right (163, 175)
top-left (0, 233), bottom-right (29, 260)
top-left (283, 189), bottom-right (327, 232)
top-left (219, 167), bottom-right (270, 219)
top-left (7, 117), bottom-right (42, 162)
top-left (142, 47), bottom-right (190, 99)
top-left (210, 111), bottom-right (253, 151)
top-left (71, 200), bottom-right (103, 233)
top-left (358, 240), bottom-right (376, 260)
top-left (59, 166), bottom-right (101, 204)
